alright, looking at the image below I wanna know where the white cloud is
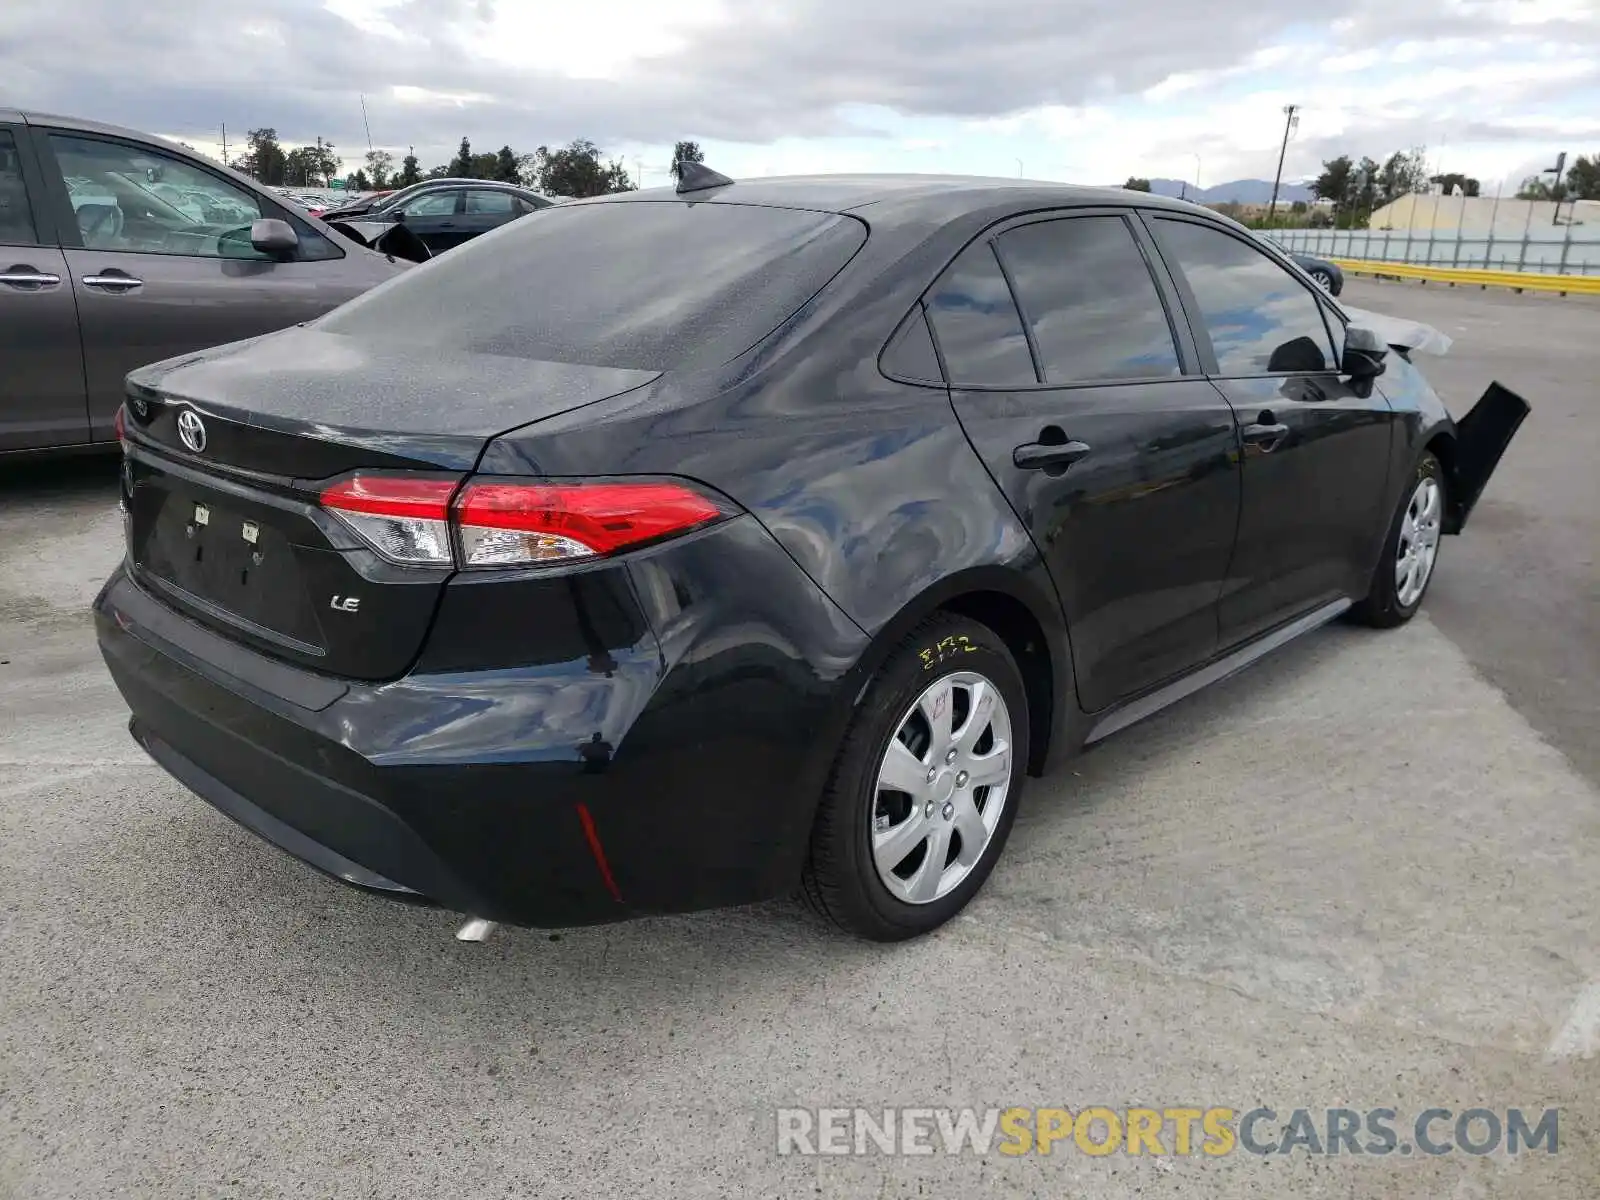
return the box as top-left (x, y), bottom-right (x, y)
top-left (1, 0), bottom-right (1595, 189)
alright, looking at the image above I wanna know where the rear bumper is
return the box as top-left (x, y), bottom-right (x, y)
top-left (95, 516), bottom-right (870, 927)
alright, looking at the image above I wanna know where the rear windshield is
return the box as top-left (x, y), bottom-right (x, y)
top-left (318, 201), bottom-right (866, 370)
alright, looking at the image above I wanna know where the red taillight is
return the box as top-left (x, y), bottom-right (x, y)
top-left (455, 481), bottom-right (727, 566)
top-left (113, 405), bottom-right (126, 445)
top-left (320, 475), bottom-right (731, 569)
top-left (321, 476), bottom-right (457, 566)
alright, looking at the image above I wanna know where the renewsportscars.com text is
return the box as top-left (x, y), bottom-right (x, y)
top-left (776, 1106), bottom-right (1559, 1158)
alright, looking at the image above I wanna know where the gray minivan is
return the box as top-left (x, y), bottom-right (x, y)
top-left (0, 110), bottom-right (411, 455)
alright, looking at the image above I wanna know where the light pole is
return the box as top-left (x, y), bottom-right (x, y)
top-left (1193, 153), bottom-right (1202, 197)
top-left (1016, 158), bottom-right (1024, 178)
top-left (1268, 104), bottom-right (1299, 222)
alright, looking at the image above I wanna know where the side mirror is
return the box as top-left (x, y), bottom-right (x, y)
top-left (250, 217), bottom-right (299, 261)
top-left (1341, 324), bottom-right (1389, 381)
top-left (390, 209), bottom-right (408, 223)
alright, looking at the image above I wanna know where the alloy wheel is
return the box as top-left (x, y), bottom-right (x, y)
top-left (1395, 476), bottom-right (1443, 607)
top-left (870, 671), bottom-right (1014, 905)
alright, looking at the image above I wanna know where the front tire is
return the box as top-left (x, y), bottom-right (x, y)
top-left (802, 614), bottom-right (1029, 941)
top-left (1353, 452), bottom-right (1445, 628)
top-left (1310, 268), bottom-right (1335, 292)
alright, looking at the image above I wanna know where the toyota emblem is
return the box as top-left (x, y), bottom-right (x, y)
top-left (176, 410), bottom-right (207, 454)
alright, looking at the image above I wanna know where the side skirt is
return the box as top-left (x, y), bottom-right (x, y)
top-left (1083, 598), bottom-right (1352, 746)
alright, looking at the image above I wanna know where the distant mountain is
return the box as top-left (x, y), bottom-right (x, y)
top-left (1142, 178), bottom-right (1315, 205)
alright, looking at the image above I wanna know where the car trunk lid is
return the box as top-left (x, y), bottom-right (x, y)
top-left (121, 327), bottom-right (659, 680)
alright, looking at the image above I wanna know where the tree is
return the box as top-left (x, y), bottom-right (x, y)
top-left (398, 150), bottom-right (421, 187)
top-left (493, 145), bottom-right (521, 184)
top-left (349, 168), bottom-right (371, 192)
top-left (1430, 172), bottom-right (1480, 197)
top-left (280, 140), bottom-right (339, 188)
top-left (1122, 177), bottom-right (1152, 192)
top-left (1376, 148), bottom-right (1428, 204)
top-left (669, 140), bottom-right (704, 181)
top-left (1311, 155), bottom-right (1354, 209)
top-left (282, 146), bottom-right (318, 187)
top-left (364, 149), bottom-right (394, 190)
top-left (449, 137), bottom-right (474, 178)
top-left (533, 139), bottom-right (636, 197)
top-left (238, 128), bottom-right (288, 186)
top-left (425, 163), bottom-right (453, 179)
top-left (1517, 176), bottom-right (1565, 201)
top-left (1566, 154), bottom-right (1600, 201)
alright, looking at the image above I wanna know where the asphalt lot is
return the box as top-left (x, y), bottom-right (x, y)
top-left (1, 279), bottom-right (1597, 1198)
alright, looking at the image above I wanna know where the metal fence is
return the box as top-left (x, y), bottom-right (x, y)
top-left (1268, 225), bottom-right (1600, 276)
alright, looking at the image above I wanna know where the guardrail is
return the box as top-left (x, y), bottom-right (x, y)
top-left (1332, 259), bottom-right (1600, 296)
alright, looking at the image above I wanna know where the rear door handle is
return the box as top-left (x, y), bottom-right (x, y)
top-left (82, 273), bottom-right (143, 292)
top-left (0, 266), bottom-right (62, 291)
top-left (1013, 438), bottom-right (1092, 471)
top-left (1241, 413), bottom-right (1290, 450)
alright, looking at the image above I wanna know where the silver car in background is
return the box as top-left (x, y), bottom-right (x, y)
top-left (1, 109), bottom-right (410, 456)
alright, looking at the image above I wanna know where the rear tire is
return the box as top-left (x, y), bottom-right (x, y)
top-left (1353, 452), bottom-right (1445, 628)
top-left (802, 614), bottom-right (1029, 941)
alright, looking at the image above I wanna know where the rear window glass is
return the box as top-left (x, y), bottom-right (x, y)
top-left (318, 201), bottom-right (865, 370)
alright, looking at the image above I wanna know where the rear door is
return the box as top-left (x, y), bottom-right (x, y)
top-left (1145, 215), bottom-right (1395, 649)
top-left (0, 122), bottom-right (88, 451)
top-left (459, 189), bottom-right (525, 243)
top-left (935, 211), bottom-right (1242, 711)
top-left (34, 129), bottom-right (374, 442)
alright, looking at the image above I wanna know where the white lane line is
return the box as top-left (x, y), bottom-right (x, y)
top-left (1544, 978), bottom-right (1600, 1062)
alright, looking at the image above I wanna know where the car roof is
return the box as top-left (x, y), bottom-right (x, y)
top-left (16, 110), bottom-right (171, 140)
top-left (392, 179), bottom-right (531, 193)
top-left (591, 173), bottom-right (1214, 223)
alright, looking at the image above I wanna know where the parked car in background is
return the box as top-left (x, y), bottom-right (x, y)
top-left (97, 170), bottom-right (1527, 942)
top-left (320, 179), bottom-right (552, 253)
top-left (1289, 251), bottom-right (1344, 295)
top-left (0, 109), bottom-right (410, 455)
top-left (319, 178), bottom-right (472, 219)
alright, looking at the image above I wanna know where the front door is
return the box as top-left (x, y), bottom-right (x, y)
top-left (0, 124), bottom-right (87, 451)
top-left (394, 187), bottom-right (465, 252)
top-left (37, 130), bottom-right (361, 440)
top-left (1145, 215), bottom-right (1396, 649)
top-left (932, 213), bottom-right (1242, 712)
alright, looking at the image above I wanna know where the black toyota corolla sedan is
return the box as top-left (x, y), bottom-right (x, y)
top-left (95, 167), bottom-right (1527, 941)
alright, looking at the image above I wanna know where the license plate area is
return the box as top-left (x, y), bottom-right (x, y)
top-left (131, 477), bottom-right (326, 655)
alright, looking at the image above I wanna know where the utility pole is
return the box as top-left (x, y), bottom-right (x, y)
top-left (1547, 152), bottom-right (1567, 225)
top-left (1268, 103), bottom-right (1299, 222)
top-left (220, 122), bottom-right (228, 166)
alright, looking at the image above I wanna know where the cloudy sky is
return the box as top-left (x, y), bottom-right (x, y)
top-left (2, 0), bottom-right (1597, 191)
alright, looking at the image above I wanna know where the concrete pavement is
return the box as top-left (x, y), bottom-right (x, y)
top-left (1, 283), bottom-right (1596, 1198)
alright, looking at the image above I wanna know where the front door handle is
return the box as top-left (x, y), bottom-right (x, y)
top-left (1241, 412), bottom-right (1290, 451)
top-left (1013, 438), bottom-right (1092, 471)
top-left (0, 266), bottom-right (62, 291)
top-left (81, 272), bottom-right (143, 292)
